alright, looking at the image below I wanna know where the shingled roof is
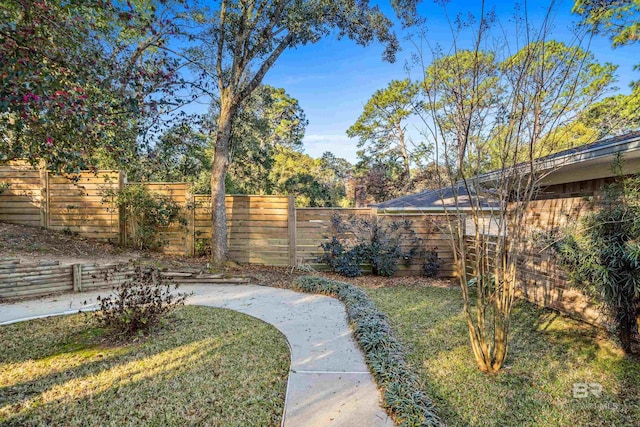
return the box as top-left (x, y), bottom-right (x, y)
top-left (375, 184), bottom-right (498, 210)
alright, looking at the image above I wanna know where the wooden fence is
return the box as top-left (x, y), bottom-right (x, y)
top-left (0, 258), bottom-right (135, 299)
top-left (296, 208), bottom-right (455, 277)
top-left (0, 161), bottom-right (122, 241)
top-left (0, 162), bottom-right (457, 276)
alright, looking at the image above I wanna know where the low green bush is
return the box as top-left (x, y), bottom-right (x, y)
top-left (292, 275), bottom-right (441, 427)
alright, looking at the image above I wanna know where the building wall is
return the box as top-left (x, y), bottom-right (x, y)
top-left (515, 177), bottom-right (619, 326)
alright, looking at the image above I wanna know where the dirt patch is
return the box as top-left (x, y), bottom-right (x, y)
top-left (224, 264), bottom-right (455, 290)
top-left (0, 221), bottom-right (454, 289)
top-left (0, 222), bottom-right (139, 265)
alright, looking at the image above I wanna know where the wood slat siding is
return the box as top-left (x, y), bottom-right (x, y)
top-left (463, 180), bottom-right (607, 325)
top-left (514, 193), bottom-right (603, 325)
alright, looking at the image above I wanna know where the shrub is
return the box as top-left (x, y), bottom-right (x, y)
top-left (422, 248), bottom-right (441, 278)
top-left (291, 276), bottom-right (441, 426)
top-left (103, 184), bottom-right (185, 250)
top-left (94, 266), bottom-right (190, 336)
top-left (0, 182), bottom-right (10, 194)
top-left (319, 237), bottom-right (365, 277)
top-left (195, 238), bottom-right (211, 257)
top-left (554, 164), bottom-right (640, 353)
top-left (319, 214), bottom-right (422, 278)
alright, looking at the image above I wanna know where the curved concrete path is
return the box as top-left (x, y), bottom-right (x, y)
top-left (0, 284), bottom-right (393, 427)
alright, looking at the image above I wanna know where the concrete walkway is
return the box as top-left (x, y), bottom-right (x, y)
top-left (0, 284), bottom-right (393, 427)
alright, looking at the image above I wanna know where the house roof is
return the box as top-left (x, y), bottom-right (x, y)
top-left (376, 131), bottom-right (640, 210)
top-left (478, 131), bottom-right (640, 185)
top-left (375, 184), bottom-right (498, 210)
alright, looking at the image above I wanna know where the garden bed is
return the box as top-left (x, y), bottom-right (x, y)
top-left (0, 306), bottom-right (289, 426)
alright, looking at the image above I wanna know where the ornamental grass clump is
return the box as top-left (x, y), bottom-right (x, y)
top-left (94, 266), bottom-right (190, 337)
top-left (292, 275), bottom-right (441, 426)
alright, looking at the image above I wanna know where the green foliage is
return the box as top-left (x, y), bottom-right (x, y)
top-left (291, 276), bottom-right (441, 426)
top-left (555, 160), bottom-right (640, 353)
top-left (422, 248), bottom-right (441, 278)
top-left (0, 0), bottom-right (188, 173)
top-left (104, 184), bottom-right (185, 250)
top-left (348, 79), bottom-right (423, 191)
top-left (195, 238), bottom-right (211, 257)
top-left (319, 214), bottom-right (421, 277)
top-left (573, 0), bottom-right (640, 48)
top-left (94, 266), bottom-right (189, 337)
top-left (225, 85), bottom-right (308, 195)
top-left (269, 148), bottom-right (351, 207)
top-left (135, 124), bottom-right (211, 184)
top-left (0, 182), bottom-right (9, 194)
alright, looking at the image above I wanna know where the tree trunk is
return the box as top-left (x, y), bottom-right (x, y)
top-left (211, 94), bottom-right (237, 267)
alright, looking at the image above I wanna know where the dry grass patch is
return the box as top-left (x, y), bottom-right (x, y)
top-left (367, 285), bottom-right (640, 427)
top-left (0, 306), bottom-right (289, 426)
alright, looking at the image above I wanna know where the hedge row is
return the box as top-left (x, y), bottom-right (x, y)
top-left (291, 275), bottom-right (441, 427)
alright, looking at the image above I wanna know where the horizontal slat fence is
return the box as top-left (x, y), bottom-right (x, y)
top-left (193, 195), bottom-right (294, 266)
top-left (0, 259), bottom-right (133, 299)
top-left (48, 171), bottom-right (121, 241)
top-left (0, 162), bottom-right (121, 241)
top-left (0, 161), bottom-right (44, 226)
top-left (295, 208), bottom-right (456, 277)
top-left (125, 182), bottom-right (190, 256)
top-left (1, 162), bottom-right (460, 276)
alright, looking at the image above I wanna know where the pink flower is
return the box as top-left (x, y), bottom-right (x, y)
top-left (46, 137), bottom-right (53, 145)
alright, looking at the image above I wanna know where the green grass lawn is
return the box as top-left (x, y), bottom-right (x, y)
top-left (366, 285), bottom-right (640, 427)
top-left (0, 306), bottom-right (290, 426)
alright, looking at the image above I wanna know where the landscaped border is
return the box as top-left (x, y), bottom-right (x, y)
top-left (291, 275), bottom-right (441, 427)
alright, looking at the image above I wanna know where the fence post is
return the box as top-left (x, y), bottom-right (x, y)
top-left (72, 264), bottom-right (83, 292)
top-left (288, 196), bottom-right (297, 267)
top-left (39, 165), bottom-right (49, 228)
top-left (118, 171), bottom-right (126, 246)
top-left (185, 184), bottom-right (195, 257)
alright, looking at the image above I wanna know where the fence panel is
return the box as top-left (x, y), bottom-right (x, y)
top-left (48, 171), bottom-right (121, 241)
top-left (0, 161), bottom-right (44, 227)
top-left (194, 195), bottom-right (294, 266)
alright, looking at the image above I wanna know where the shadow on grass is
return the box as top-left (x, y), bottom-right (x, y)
top-left (367, 285), bottom-right (640, 427)
top-left (0, 306), bottom-right (289, 427)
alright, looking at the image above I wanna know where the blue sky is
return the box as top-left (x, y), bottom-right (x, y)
top-left (255, 0), bottom-right (638, 164)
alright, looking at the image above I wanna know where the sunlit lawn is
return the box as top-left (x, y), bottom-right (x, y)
top-left (367, 286), bottom-right (640, 427)
top-left (0, 306), bottom-right (290, 426)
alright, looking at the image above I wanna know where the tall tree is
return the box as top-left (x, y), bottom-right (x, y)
top-left (573, 0), bottom-right (640, 133)
top-left (347, 79), bottom-right (420, 186)
top-left (194, 0), bottom-right (405, 266)
top-left (573, 0), bottom-right (640, 48)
